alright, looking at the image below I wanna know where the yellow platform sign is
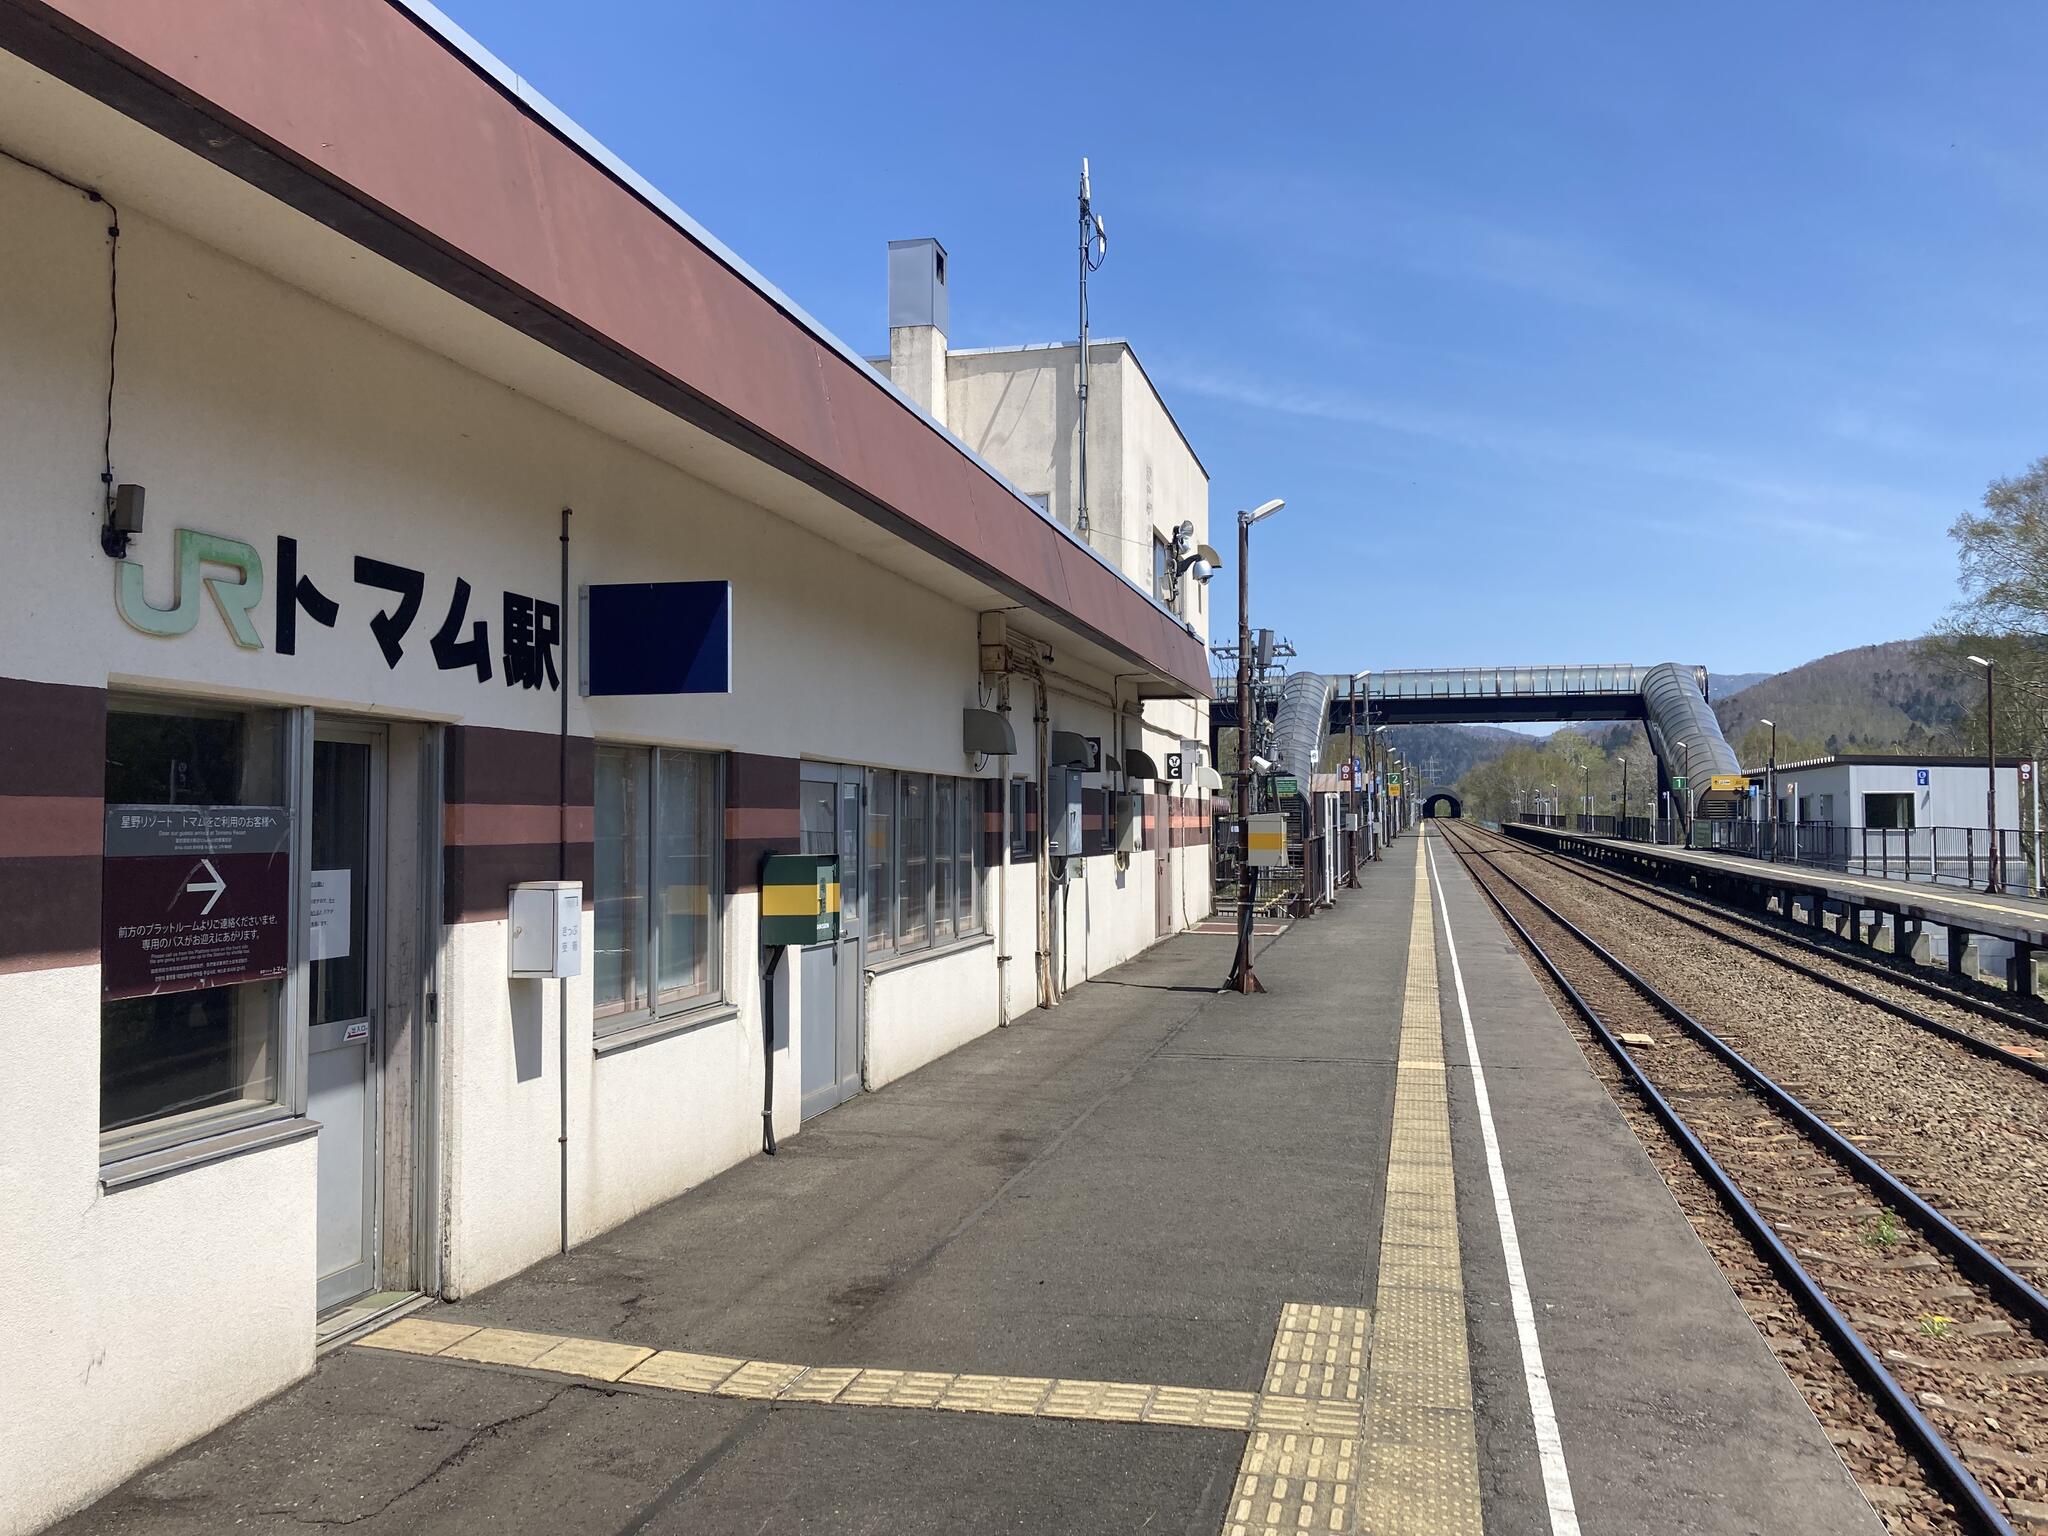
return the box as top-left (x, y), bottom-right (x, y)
top-left (1708, 774), bottom-right (1749, 792)
top-left (1246, 813), bottom-right (1287, 868)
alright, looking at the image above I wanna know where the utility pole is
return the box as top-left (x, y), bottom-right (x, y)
top-left (1227, 499), bottom-right (1284, 994)
top-left (1075, 160), bottom-right (1108, 543)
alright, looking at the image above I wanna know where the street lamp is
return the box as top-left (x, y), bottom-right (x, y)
top-left (1970, 655), bottom-right (1999, 891)
top-left (1619, 756), bottom-right (1629, 836)
top-left (1760, 718), bottom-right (1777, 859)
top-left (1228, 497), bottom-right (1285, 994)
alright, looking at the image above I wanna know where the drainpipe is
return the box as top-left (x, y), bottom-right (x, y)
top-left (996, 673), bottom-right (1012, 1025)
top-left (1034, 671), bottom-right (1058, 1007)
top-left (556, 507), bottom-right (571, 1256)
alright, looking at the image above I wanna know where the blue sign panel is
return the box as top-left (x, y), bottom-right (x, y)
top-left (582, 581), bottom-right (731, 696)
top-left (1916, 768), bottom-right (1930, 786)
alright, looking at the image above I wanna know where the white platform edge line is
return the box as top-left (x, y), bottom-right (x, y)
top-left (1426, 831), bottom-right (1583, 1536)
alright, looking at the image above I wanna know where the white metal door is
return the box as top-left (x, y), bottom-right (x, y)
top-left (310, 728), bottom-right (383, 1312)
top-left (798, 765), bottom-right (863, 1118)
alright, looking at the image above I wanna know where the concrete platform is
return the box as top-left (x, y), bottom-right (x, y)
top-left (1518, 821), bottom-right (2048, 949)
top-left (45, 831), bottom-right (1880, 1536)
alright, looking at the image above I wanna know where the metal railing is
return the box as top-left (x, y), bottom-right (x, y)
top-left (1528, 813), bottom-right (2041, 896)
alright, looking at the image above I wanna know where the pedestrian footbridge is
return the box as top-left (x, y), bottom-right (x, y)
top-left (1227, 662), bottom-right (1744, 822)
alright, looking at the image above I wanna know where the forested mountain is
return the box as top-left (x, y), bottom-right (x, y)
top-left (1712, 641), bottom-right (1971, 760)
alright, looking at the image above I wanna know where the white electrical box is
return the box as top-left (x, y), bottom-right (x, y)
top-left (509, 880), bottom-right (583, 978)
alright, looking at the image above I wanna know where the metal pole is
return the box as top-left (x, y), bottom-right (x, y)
top-left (1986, 662), bottom-right (1999, 892)
top-left (1345, 676), bottom-right (1359, 887)
top-left (2032, 757), bottom-right (2041, 898)
top-left (1076, 164), bottom-right (1091, 541)
top-left (1227, 511), bottom-right (1263, 993)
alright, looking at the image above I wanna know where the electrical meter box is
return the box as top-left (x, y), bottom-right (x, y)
top-left (760, 853), bottom-right (840, 948)
top-left (1049, 767), bottom-right (1084, 857)
top-left (509, 880), bottom-right (583, 978)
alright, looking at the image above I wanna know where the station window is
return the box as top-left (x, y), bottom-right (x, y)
top-left (100, 699), bottom-right (291, 1149)
top-left (869, 771), bottom-right (986, 959)
top-left (1008, 778), bottom-right (1033, 863)
top-left (593, 745), bottom-right (723, 1033)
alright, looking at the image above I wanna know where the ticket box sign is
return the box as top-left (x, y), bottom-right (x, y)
top-left (101, 805), bottom-right (291, 1000)
top-left (761, 854), bottom-right (839, 948)
top-left (1246, 813), bottom-right (1287, 868)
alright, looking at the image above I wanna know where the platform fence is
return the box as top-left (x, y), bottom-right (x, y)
top-left (1525, 812), bottom-right (2042, 896)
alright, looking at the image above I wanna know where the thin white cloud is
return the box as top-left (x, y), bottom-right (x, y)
top-left (1158, 358), bottom-right (1949, 541)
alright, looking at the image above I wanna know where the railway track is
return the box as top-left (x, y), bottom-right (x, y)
top-left (1436, 824), bottom-right (2048, 1535)
top-left (1484, 824), bottom-right (2048, 1052)
top-left (1460, 826), bottom-right (2048, 1083)
top-left (1446, 822), bottom-right (2048, 1286)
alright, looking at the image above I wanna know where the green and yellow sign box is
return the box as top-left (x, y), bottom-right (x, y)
top-left (760, 854), bottom-right (840, 948)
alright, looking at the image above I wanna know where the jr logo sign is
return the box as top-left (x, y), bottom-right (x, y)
top-left (115, 530), bottom-right (265, 648)
top-left (113, 526), bottom-right (562, 691)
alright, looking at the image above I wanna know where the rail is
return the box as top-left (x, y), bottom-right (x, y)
top-left (1529, 815), bottom-right (2042, 896)
top-left (1439, 825), bottom-right (2032, 1533)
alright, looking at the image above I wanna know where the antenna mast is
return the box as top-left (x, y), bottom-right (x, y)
top-left (1076, 158), bottom-right (1107, 542)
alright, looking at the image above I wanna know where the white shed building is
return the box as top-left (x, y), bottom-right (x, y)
top-left (1744, 754), bottom-right (2023, 833)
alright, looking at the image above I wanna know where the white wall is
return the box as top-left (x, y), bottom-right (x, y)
top-left (2, 143), bottom-right (1219, 1533)
top-left (0, 964), bottom-right (316, 1536)
top-left (1849, 763), bottom-right (2021, 831)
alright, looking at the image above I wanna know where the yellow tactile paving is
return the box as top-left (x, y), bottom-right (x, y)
top-left (1354, 843), bottom-right (1484, 1535)
top-left (1263, 1302), bottom-right (1370, 1403)
top-left (353, 847), bottom-right (1482, 1533)
top-left (353, 1317), bottom-right (480, 1356)
top-left (437, 1327), bottom-right (567, 1369)
top-left (620, 1349), bottom-right (747, 1393)
top-left (531, 1336), bottom-right (655, 1382)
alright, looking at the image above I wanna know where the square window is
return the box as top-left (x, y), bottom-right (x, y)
top-left (101, 702), bottom-right (289, 1139)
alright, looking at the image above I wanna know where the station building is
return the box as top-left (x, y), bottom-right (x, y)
top-left (0, 4), bottom-right (1215, 1528)
top-left (1745, 754), bottom-right (2023, 832)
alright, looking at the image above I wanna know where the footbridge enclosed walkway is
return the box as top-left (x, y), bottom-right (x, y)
top-left (1221, 663), bottom-right (1745, 822)
top-left (50, 833), bottom-right (1875, 1536)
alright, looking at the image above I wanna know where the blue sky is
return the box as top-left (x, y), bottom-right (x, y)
top-left (449, 1), bottom-right (2046, 676)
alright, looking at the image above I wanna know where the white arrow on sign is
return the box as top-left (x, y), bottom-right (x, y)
top-left (186, 857), bottom-right (227, 915)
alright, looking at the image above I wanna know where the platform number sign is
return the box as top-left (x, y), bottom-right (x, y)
top-left (1917, 769), bottom-right (1930, 786)
top-left (1163, 751), bottom-right (1185, 782)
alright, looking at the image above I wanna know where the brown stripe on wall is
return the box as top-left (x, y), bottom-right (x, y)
top-left (0, 794), bottom-right (101, 858)
top-left (0, 853), bottom-right (99, 974)
top-left (0, 676), bottom-right (105, 797)
top-left (443, 723), bottom-right (595, 922)
top-left (726, 752), bottom-right (799, 893)
top-left (445, 723), bottom-right (594, 806)
top-left (979, 779), bottom-right (1003, 866)
top-left (445, 841), bottom-right (594, 924)
top-left (444, 802), bottom-right (595, 847)
top-left (0, 678), bottom-right (105, 971)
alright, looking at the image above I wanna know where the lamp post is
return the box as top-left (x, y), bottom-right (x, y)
top-left (1619, 756), bottom-right (1629, 836)
top-left (1583, 763), bottom-right (1593, 829)
top-left (1344, 675), bottom-right (1360, 887)
top-left (1228, 497), bottom-right (1285, 994)
top-left (1970, 655), bottom-right (1999, 892)
top-left (1760, 718), bottom-right (1777, 860)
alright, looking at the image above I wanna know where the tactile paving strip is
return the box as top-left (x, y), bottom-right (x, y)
top-left (1354, 846), bottom-right (1483, 1534)
top-left (356, 1319), bottom-right (1341, 1439)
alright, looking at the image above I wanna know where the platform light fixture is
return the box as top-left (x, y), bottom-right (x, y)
top-left (1969, 655), bottom-right (1999, 891)
top-left (1228, 495), bottom-right (1286, 995)
top-left (1760, 719), bottom-right (1777, 854)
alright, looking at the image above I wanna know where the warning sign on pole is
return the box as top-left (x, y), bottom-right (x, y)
top-left (1246, 813), bottom-right (1287, 868)
top-left (101, 805), bottom-right (291, 1000)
